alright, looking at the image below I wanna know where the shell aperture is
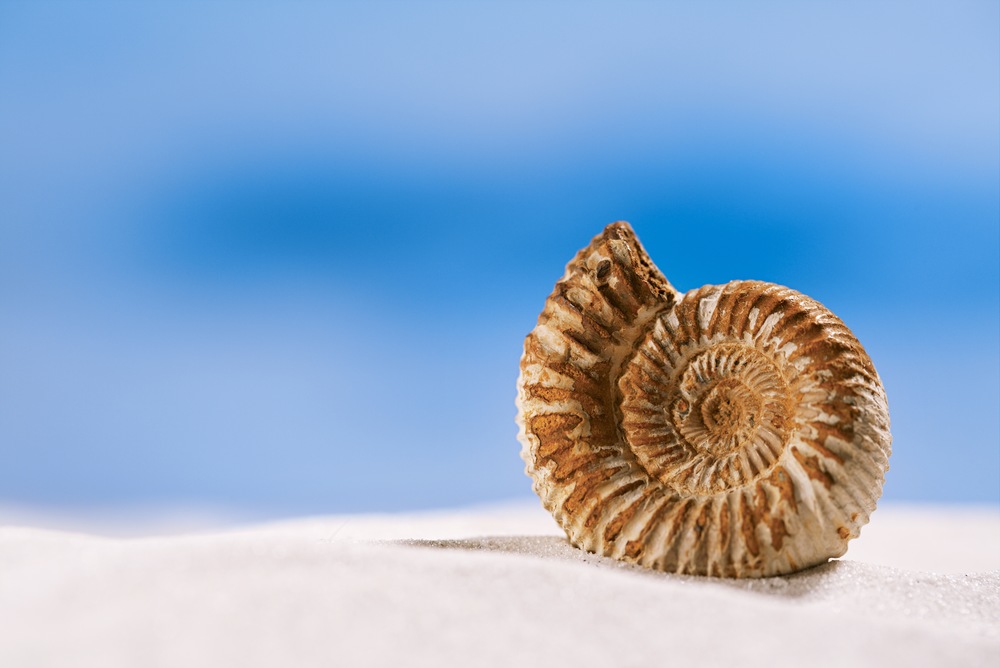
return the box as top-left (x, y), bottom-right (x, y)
top-left (515, 222), bottom-right (891, 577)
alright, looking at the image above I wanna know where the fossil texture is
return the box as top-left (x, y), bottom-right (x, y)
top-left (516, 222), bottom-right (891, 577)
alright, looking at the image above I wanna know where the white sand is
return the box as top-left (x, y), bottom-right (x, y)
top-left (1, 503), bottom-right (997, 668)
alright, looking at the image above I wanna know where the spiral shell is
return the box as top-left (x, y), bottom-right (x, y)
top-left (516, 222), bottom-right (891, 577)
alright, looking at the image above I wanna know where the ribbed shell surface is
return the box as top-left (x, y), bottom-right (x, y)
top-left (516, 222), bottom-right (892, 577)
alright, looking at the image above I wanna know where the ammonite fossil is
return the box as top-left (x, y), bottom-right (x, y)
top-left (516, 222), bottom-right (891, 577)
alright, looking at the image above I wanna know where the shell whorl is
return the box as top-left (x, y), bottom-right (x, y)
top-left (516, 222), bottom-right (891, 578)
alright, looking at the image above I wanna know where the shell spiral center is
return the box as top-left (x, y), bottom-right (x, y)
top-left (620, 329), bottom-right (795, 495)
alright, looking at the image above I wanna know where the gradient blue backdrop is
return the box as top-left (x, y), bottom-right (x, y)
top-left (1, 2), bottom-right (997, 516)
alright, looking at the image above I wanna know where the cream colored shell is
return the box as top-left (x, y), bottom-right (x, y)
top-left (516, 222), bottom-right (891, 577)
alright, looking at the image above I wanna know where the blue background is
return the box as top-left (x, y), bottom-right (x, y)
top-left (1, 2), bottom-right (997, 517)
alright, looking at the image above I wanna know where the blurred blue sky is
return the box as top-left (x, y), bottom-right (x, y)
top-left (0, 2), bottom-right (997, 515)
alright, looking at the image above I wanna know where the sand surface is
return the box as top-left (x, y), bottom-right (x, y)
top-left (1, 503), bottom-right (997, 667)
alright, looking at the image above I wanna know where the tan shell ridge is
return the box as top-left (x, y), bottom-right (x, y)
top-left (516, 221), bottom-right (892, 577)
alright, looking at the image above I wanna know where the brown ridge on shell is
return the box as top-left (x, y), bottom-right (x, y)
top-left (516, 221), bottom-right (892, 577)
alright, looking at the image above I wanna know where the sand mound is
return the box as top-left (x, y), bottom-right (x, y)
top-left (1, 504), bottom-right (997, 667)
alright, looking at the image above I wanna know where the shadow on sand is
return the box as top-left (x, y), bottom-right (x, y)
top-left (392, 534), bottom-right (846, 599)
